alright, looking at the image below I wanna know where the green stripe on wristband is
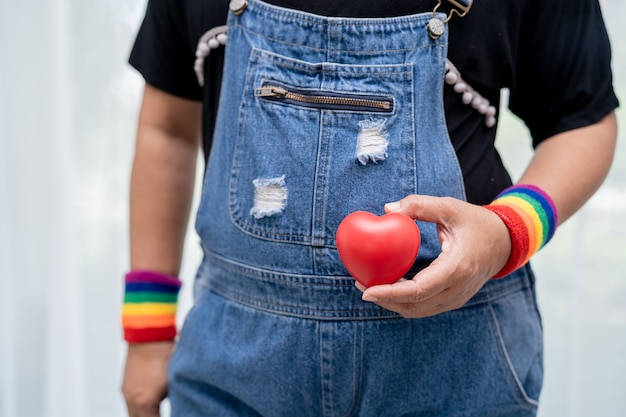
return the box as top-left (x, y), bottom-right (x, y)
top-left (124, 291), bottom-right (179, 304)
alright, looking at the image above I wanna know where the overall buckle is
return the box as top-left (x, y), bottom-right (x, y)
top-left (427, 0), bottom-right (474, 39)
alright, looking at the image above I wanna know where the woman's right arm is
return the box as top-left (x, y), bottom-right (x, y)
top-left (122, 83), bottom-right (202, 417)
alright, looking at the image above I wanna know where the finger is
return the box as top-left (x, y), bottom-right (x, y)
top-left (367, 282), bottom-right (474, 318)
top-left (355, 278), bottom-right (408, 294)
top-left (362, 259), bottom-right (452, 304)
top-left (127, 403), bottom-right (161, 417)
top-left (385, 194), bottom-right (459, 224)
top-left (132, 407), bottom-right (161, 417)
top-left (368, 299), bottom-right (446, 319)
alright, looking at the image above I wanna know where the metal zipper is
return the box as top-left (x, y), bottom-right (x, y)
top-left (254, 84), bottom-right (393, 113)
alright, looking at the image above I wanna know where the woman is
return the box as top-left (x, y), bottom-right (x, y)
top-left (122, 0), bottom-right (618, 415)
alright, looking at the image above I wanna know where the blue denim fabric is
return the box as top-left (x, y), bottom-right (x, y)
top-left (169, 0), bottom-right (543, 415)
top-left (195, 0), bottom-right (465, 271)
top-left (169, 264), bottom-right (542, 416)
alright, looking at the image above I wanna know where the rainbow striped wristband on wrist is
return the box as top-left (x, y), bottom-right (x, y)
top-left (122, 270), bottom-right (182, 343)
top-left (484, 184), bottom-right (558, 279)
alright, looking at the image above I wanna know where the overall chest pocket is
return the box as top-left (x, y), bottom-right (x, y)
top-left (229, 48), bottom-right (416, 246)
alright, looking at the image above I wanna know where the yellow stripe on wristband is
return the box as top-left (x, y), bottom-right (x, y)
top-left (122, 303), bottom-right (178, 316)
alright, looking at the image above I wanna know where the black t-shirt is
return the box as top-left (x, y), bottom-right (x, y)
top-left (129, 0), bottom-right (618, 204)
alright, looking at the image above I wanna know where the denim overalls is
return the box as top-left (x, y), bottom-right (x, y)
top-left (168, 1), bottom-right (543, 415)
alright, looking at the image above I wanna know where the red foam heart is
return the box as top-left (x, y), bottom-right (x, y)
top-left (336, 211), bottom-right (421, 287)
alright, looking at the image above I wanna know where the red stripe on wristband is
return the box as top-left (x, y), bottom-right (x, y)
top-left (124, 326), bottom-right (178, 343)
top-left (485, 204), bottom-right (530, 278)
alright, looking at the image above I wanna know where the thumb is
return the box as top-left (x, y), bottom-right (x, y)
top-left (384, 194), bottom-right (457, 224)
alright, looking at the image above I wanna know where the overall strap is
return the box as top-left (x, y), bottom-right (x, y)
top-left (447, 0), bottom-right (473, 15)
top-left (428, 0), bottom-right (474, 39)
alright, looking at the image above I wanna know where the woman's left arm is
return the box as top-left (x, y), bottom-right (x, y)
top-left (359, 112), bottom-right (617, 318)
top-left (518, 112), bottom-right (617, 223)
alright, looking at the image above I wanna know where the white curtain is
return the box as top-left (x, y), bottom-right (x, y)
top-left (0, 0), bottom-right (624, 416)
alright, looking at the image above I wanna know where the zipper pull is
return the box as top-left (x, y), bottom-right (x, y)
top-left (254, 86), bottom-right (288, 98)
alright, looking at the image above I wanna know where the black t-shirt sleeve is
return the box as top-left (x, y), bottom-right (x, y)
top-left (509, 0), bottom-right (619, 148)
top-left (129, 0), bottom-right (202, 101)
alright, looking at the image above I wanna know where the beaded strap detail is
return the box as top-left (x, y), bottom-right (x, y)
top-left (194, 25), bottom-right (229, 87)
top-left (485, 184), bottom-right (559, 278)
top-left (444, 60), bottom-right (497, 128)
top-left (122, 270), bottom-right (182, 343)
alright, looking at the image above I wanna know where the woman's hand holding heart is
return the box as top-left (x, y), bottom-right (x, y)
top-left (352, 194), bottom-right (512, 318)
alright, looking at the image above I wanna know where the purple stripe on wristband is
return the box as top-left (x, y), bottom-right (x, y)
top-left (125, 270), bottom-right (182, 287)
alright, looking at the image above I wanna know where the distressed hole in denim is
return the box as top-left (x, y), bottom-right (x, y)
top-left (250, 175), bottom-right (288, 219)
top-left (356, 118), bottom-right (389, 165)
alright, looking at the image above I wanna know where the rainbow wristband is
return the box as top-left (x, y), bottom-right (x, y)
top-left (122, 270), bottom-right (182, 343)
top-left (484, 184), bottom-right (558, 278)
